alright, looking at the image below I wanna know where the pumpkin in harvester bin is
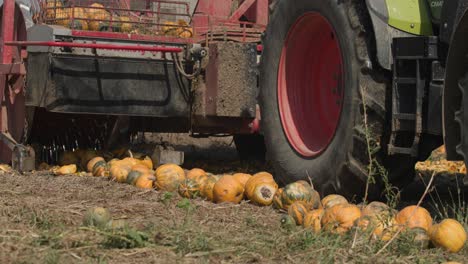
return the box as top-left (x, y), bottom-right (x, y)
top-left (213, 175), bottom-right (244, 204)
top-left (88, 3), bottom-right (111, 31)
top-left (244, 172), bottom-right (278, 206)
top-left (119, 16), bottom-right (133, 33)
top-left (45, 0), bottom-right (63, 19)
top-left (429, 218), bottom-right (467, 253)
top-left (155, 164), bottom-right (185, 191)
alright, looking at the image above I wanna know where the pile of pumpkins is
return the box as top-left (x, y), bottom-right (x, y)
top-left (277, 181), bottom-right (467, 253)
top-left (45, 1), bottom-right (133, 32)
top-left (51, 155), bottom-right (467, 254)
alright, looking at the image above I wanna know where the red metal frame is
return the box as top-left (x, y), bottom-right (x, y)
top-left (5, 41), bottom-right (183, 52)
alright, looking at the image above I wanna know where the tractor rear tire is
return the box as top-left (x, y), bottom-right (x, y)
top-left (259, 0), bottom-right (416, 199)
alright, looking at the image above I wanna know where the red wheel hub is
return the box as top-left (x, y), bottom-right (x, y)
top-left (278, 13), bottom-right (344, 157)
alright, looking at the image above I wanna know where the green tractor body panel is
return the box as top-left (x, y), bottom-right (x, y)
top-left (386, 0), bottom-right (433, 35)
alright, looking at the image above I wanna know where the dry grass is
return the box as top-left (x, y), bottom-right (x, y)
top-left (0, 168), bottom-right (467, 264)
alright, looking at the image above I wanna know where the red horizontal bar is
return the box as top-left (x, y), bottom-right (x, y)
top-left (4, 41), bottom-right (183, 52)
top-left (71, 30), bottom-right (196, 44)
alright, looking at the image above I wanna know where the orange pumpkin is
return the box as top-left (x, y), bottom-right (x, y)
top-left (321, 203), bottom-right (361, 234)
top-left (187, 168), bottom-right (206, 180)
top-left (139, 156), bottom-right (153, 170)
top-left (200, 175), bottom-right (219, 201)
top-left (321, 194), bottom-right (348, 209)
top-left (430, 219), bottom-right (467, 253)
top-left (288, 202), bottom-right (309, 225)
top-left (110, 165), bottom-right (132, 183)
top-left (54, 164), bottom-right (77, 175)
top-left (244, 172), bottom-right (278, 206)
top-left (357, 201), bottom-right (396, 239)
top-left (213, 175), bottom-right (244, 204)
top-left (135, 174), bottom-right (155, 189)
top-left (395, 205), bottom-right (433, 232)
top-left (232, 173), bottom-right (252, 188)
top-left (155, 164), bottom-right (185, 191)
top-left (45, 0), bottom-right (63, 19)
top-left (303, 208), bottom-right (324, 233)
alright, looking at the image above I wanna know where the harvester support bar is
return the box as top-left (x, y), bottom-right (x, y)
top-left (4, 41), bottom-right (183, 53)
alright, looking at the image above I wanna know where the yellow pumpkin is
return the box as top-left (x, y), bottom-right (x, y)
top-left (155, 164), bottom-right (185, 191)
top-left (321, 194), bottom-right (348, 209)
top-left (119, 16), bottom-right (132, 33)
top-left (303, 208), bottom-right (324, 233)
top-left (110, 165), bottom-right (131, 183)
top-left (45, 0), bottom-right (63, 19)
top-left (430, 219), bottom-right (467, 253)
top-left (161, 21), bottom-right (178, 36)
top-left (178, 179), bottom-right (201, 199)
top-left (288, 202), bottom-right (309, 226)
top-left (232, 173), bottom-right (252, 188)
top-left (244, 172), bottom-right (278, 206)
top-left (200, 175), bottom-right (219, 201)
top-left (135, 174), bottom-right (155, 189)
top-left (321, 204), bottom-right (361, 234)
top-left (87, 156), bottom-right (105, 172)
top-left (88, 9), bottom-right (111, 31)
top-left (54, 164), bottom-right (77, 175)
top-left (395, 205), bottom-right (433, 232)
top-left (273, 188), bottom-right (284, 209)
top-left (139, 156), bottom-right (154, 170)
top-left (281, 180), bottom-right (318, 210)
top-left (213, 175), bottom-right (244, 204)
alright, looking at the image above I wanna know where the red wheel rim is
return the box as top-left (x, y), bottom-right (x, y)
top-left (278, 12), bottom-right (344, 157)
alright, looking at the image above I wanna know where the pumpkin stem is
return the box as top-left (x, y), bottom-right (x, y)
top-left (260, 187), bottom-right (273, 199)
top-left (128, 150), bottom-right (133, 158)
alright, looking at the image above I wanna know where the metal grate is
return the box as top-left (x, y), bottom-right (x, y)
top-left (40, 0), bottom-right (193, 37)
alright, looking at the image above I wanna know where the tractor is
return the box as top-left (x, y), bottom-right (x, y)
top-left (0, 0), bottom-right (467, 200)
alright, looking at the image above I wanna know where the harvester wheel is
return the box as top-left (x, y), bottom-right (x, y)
top-left (260, 0), bottom-right (416, 199)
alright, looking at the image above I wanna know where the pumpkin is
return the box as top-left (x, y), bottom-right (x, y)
top-left (273, 188), bottom-right (284, 209)
top-left (232, 173), bottom-right (252, 188)
top-left (155, 164), bottom-right (185, 191)
top-left (88, 9), bottom-right (111, 31)
top-left (54, 164), bottom-right (77, 175)
top-left (244, 172), bottom-right (278, 206)
top-left (106, 219), bottom-right (127, 230)
top-left (178, 179), bottom-right (201, 199)
top-left (92, 160), bottom-right (108, 177)
top-left (303, 208), bottom-right (324, 233)
top-left (126, 170), bottom-right (142, 185)
top-left (429, 218), bottom-right (467, 253)
top-left (187, 168), bottom-right (206, 180)
top-left (213, 175), bottom-right (244, 204)
top-left (135, 174), bottom-right (155, 189)
top-left (161, 21), bottom-right (178, 36)
top-left (281, 214), bottom-right (296, 231)
top-left (110, 165), bottom-right (132, 183)
top-left (87, 156), bottom-right (104, 172)
top-left (83, 207), bottom-right (111, 228)
top-left (281, 180), bottom-right (317, 209)
top-left (200, 175), bottom-right (219, 201)
top-left (357, 201), bottom-right (396, 239)
top-left (119, 16), bottom-right (132, 33)
top-left (288, 202), bottom-right (309, 225)
top-left (321, 203), bottom-right (361, 234)
top-left (395, 205), bottom-right (432, 232)
top-left (321, 194), bottom-right (348, 209)
top-left (408, 227), bottom-right (430, 249)
top-left (45, 0), bottom-right (63, 19)
top-left (139, 156), bottom-right (153, 170)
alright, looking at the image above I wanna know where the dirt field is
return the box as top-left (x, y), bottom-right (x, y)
top-left (0, 135), bottom-right (467, 263)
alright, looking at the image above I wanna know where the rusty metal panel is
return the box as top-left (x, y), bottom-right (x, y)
top-left (193, 42), bottom-right (257, 118)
